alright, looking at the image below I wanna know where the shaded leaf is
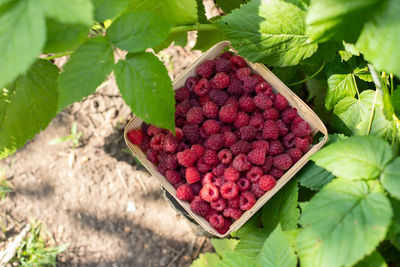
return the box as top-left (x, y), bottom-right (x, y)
top-left (216, 0), bottom-right (244, 13)
top-left (93, 0), bottom-right (132, 21)
top-left (216, 252), bottom-right (260, 267)
top-left (191, 253), bottom-right (221, 267)
top-left (39, 0), bottom-right (93, 26)
top-left (194, 30), bottom-right (225, 52)
top-left (354, 251), bottom-right (387, 267)
top-left (211, 239), bottom-right (238, 257)
top-left (380, 157), bottom-right (400, 200)
top-left (234, 228), bottom-right (269, 258)
top-left (298, 162), bottom-right (335, 191)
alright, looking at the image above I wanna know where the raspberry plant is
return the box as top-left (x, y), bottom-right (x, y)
top-left (1, 0), bottom-right (400, 265)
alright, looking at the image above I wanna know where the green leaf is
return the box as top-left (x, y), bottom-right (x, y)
top-left (354, 65), bottom-right (373, 82)
top-left (272, 66), bottom-right (301, 85)
top-left (392, 87), bottom-right (400, 117)
top-left (298, 162), bottom-right (335, 191)
top-left (115, 52), bottom-right (175, 131)
top-left (306, 0), bottom-right (380, 43)
top-left (356, 0), bottom-right (400, 78)
top-left (93, 0), bottom-right (132, 21)
top-left (380, 157), bottom-right (400, 200)
top-left (0, 0), bottom-right (46, 89)
top-left (107, 11), bottom-right (171, 52)
top-left (354, 251), bottom-right (387, 267)
top-left (43, 19), bottom-right (88, 53)
top-left (216, 0), bottom-right (318, 66)
top-left (153, 32), bottom-right (188, 53)
top-left (216, 252), bottom-right (260, 267)
top-left (234, 228), bottom-right (269, 258)
top-left (297, 179), bottom-right (393, 267)
top-left (191, 253), bottom-right (221, 267)
top-left (388, 198), bottom-right (400, 249)
top-left (211, 239), bottom-right (238, 257)
top-left (196, 0), bottom-right (208, 23)
top-left (194, 30), bottom-right (226, 52)
top-left (128, 0), bottom-right (198, 26)
top-left (58, 36), bottom-right (114, 111)
top-left (216, 0), bottom-right (244, 13)
top-left (311, 135), bottom-right (393, 180)
top-left (231, 212), bottom-right (261, 238)
top-left (0, 60), bottom-right (58, 159)
top-left (258, 224), bottom-right (297, 267)
top-left (38, 0), bottom-right (93, 26)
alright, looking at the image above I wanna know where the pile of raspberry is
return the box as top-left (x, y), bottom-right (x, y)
top-left (127, 51), bottom-right (312, 234)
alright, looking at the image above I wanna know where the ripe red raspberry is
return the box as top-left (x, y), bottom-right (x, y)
top-left (212, 72), bottom-right (230, 89)
top-left (251, 140), bottom-right (269, 151)
top-left (220, 181), bottom-right (240, 199)
top-left (277, 120), bottom-right (289, 136)
top-left (223, 208), bottom-right (242, 220)
top-left (202, 149), bottom-right (219, 165)
top-left (254, 94), bottom-right (273, 110)
top-left (191, 144), bottom-right (205, 158)
top-left (269, 140), bottom-right (284, 155)
top-left (246, 166), bottom-right (263, 183)
top-left (175, 127), bottom-right (184, 142)
top-left (159, 153), bottom-right (178, 170)
top-left (239, 95), bottom-right (255, 113)
top-left (146, 149), bottom-right (158, 163)
top-left (217, 149), bottom-right (233, 164)
top-left (165, 170), bottom-right (181, 185)
top-left (209, 214), bottom-right (225, 228)
top-left (281, 108), bottom-right (298, 124)
top-left (204, 134), bottom-right (224, 150)
top-left (202, 101), bottom-right (218, 119)
top-left (249, 114), bottom-right (264, 130)
top-left (234, 112), bottom-right (250, 128)
top-left (237, 178), bottom-right (251, 191)
top-left (247, 148), bottom-right (266, 165)
top-left (220, 51), bottom-right (233, 60)
top-left (212, 163), bottom-right (225, 177)
top-left (252, 74), bottom-right (264, 83)
top-left (202, 120), bottom-right (221, 135)
top-left (239, 191), bottom-right (256, 210)
top-left (185, 76), bottom-right (197, 91)
top-left (196, 60), bottom-right (215, 79)
top-left (199, 127), bottom-right (209, 139)
top-left (224, 167), bottom-right (240, 182)
top-left (199, 94), bottom-right (211, 105)
top-left (226, 96), bottom-right (239, 108)
top-left (262, 120), bottom-right (279, 139)
top-left (243, 76), bottom-right (258, 94)
top-left (282, 132), bottom-right (295, 148)
top-left (259, 175), bottom-right (276, 191)
top-left (224, 131), bottom-right (238, 147)
top-left (175, 86), bottom-right (190, 102)
top-left (150, 133), bottom-right (165, 151)
top-left (274, 93), bottom-right (288, 110)
top-left (182, 124), bottom-right (200, 144)
top-left (186, 167), bottom-right (201, 184)
top-left (262, 156), bottom-right (273, 173)
top-left (232, 154), bottom-right (251, 171)
top-left (176, 184), bottom-right (194, 202)
top-left (214, 177), bottom-right (225, 187)
top-left (255, 82), bottom-right (273, 95)
top-left (147, 125), bottom-right (162, 136)
top-left (173, 181), bottom-right (185, 189)
top-left (273, 154), bottom-right (293, 171)
top-left (263, 108), bottom-right (279, 120)
top-left (216, 57), bottom-right (232, 73)
top-left (127, 129), bottom-right (143, 145)
top-left (200, 183), bottom-right (220, 202)
top-left (175, 116), bottom-right (185, 127)
top-left (287, 148), bottom-right (303, 163)
top-left (177, 149), bottom-right (197, 167)
top-left (270, 167), bottom-right (284, 178)
top-left (230, 55), bottom-right (247, 68)
top-left (162, 133), bottom-right (178, 153)
top-left (227, 197), bottom-right (240, 208)
top-left (191, 183), bottom-right (202, 195)
top-left (140, 135), bottom-right (151, 151)
top-left (190, 197), bottom-right (210, 216)
top-left (230, 140), bottom-right (251, 155)
top-left (239, 125), bottom-right (257, 141)
top-left (292, 120), bottom-right (311, 137)
top-left (235, 67), bottom-right (251, 81)
top-left (215, 217), bottom-right (231, 234)
top-left (295, 137), bottom-right (310, 152)
top-left (209, 89), bottom-right (228, 106)
top-left (176, 99), bottom-right (192, 116)
top-left (210, 198), bottom-right (226, 211)
top-left (194, 78), bottom-right (211, 97)
top-left (202, 172), bottom-right (216, 185)
top-left (219, 104), bottom-right (238, 123)
top-left (251, 183), bottom-right (265, 199)
top-left (227, 77), bottom-right (244, 95)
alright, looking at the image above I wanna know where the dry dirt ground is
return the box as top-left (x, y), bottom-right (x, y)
top-left (0, 3), bottom-right (222, 263)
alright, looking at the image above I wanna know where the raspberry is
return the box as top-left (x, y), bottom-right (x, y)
top-left (202, 172), bottom-right (216, 185)
top-left (202, 101), bottom-right (219, 119)
top-left (232, 154), bottom-right (251, 171)
top-left (190, 197), bottom-right (209, 216)
top-left (282, 132), bottom-right (295, 148)
top-left (159, 153), bottom-right (178, 170)
top-left (224, 131), bottom-right (238, 147)
top-left (273, 154), bottom-right (293, 171)
top-left (227, 77), bottom-right (244, 95)
top-left (140, 135), bottom-right (151, 151)
top-left (176, 184), bottom-right (194, 202)
top-left (212, 72), bottom-right (230, 89)
top-left (270, 167), bottom-right (284, 178)
top-left (230, 140), bottom-right (251, 155)
top-left (191, 183), bottom-right (202, 196)
top-left (146, 149), bottom-right (158, 163)
top-left (274, 93), bottom-right (288, 110)
top-left (215, 218), bottom-right (231, 234)
top-left (191, 144), bottom-right (205, 158)
top-left (178, 142), bottom-right (189, 153)
top-left (182, 124), bottom-right (200, 144)
top-left (262, 120), bottom-right (279, 139)
top-left (246, 166), bottom-right (263, 183)
top-left (243, 76), bottom-right (258, 94)
top-left (127, 129), bottom-right (143, 145)
top-left (177, 149), bottom-right (197, 167)
top-left (196, 60), bottom-right (215, 79)
top-left (220, 181), bottom-right (240, 199)
top-left (194, 78), bottom-right (211, 96)
top-left (202, 120), bottom-right (221, 135)
top-left (292, 117), bottom-right (304, 127)
top-left (213, 163), bottom-right (225, 177)
top-left (226, 96), bottom-right (239, 108)
top-left (216, 58), bottom-right (232, 73)
top-left (217, 149), bottom-right (233, 164)
top-left (255, 82), bottom-right (273, 95)
top-left (239, 191), bottom-right (256, 210)
top-left (281, 108), bottom-right (298, 124)
top-left (162, 133), bottom-right (178, 153)
top-left (147, 125), bottom-right (162, 136)
top-left (237, 178), bottom-right (251, 191)
top-left (230, 55), bottom-right (247, 68)
top-left (214, 177), bottom-right (225, 187)
top-left (259, 175), bottom-right (276, 191)
top-left (269, 140), bottom-right (284, 155)
top-left (228, 197), bottom-right (240, 208)
top-left (251, 183), bottom-right (265, 199)
top-left (277, 120), bottom-right (289, 136)
top-left (251, 140), bottom-right (269, 151)
top-left (209, 214), bottom-right (225, 228)
top-left (150, 133), bottom-right (165, 151)
top-left (223, 208), bottom-right (242, 220)
top-left (249, 114), bottom-right (264, 130)
top-left (175, 86), bottom-right (190, 102)
top-left (223, 167), bottom-right (240, 182)
top-left (185, 167), bottom-right (201, 184)
top-left (287, 148), bottom-right (303, 163)
top-left (219, 104), bottom-right (238, 123)
top-left (252, 74), bottom-right (264, 83)
top-left (263, 108), bottom-right (280, 120)
top-left (175, 116), bottom-right (185, 127)
top-left (175, 127), bottom-right (184, 142)
top-left (292, 120), bottom-right (311, 137)
top-left (185, 76), bottom-right (197, 91)
top-left (235, 67), bottom-right (251, 81)
top-left (204, 207), bottom-right (218, 222)
top-left (295, 137), bottom-right (310, 152)
top-left (201, 149), bottom-right (219, 165)
top-left (199, 127), bottom-right (209, 139)
top-left (254, 94), bottom-right (273, 110)
top-left (165, 170), bottom-right (181, 185)
top-left (220, 51), bottom-right (233, 60)
top-left (176, 99), bottom-right (192, 116)
top-left (173, 181), bottom-right (185, 189)
top-left (209, 90), bottom-right (228, 107)
top-left (204, 134), bottom-right (224, 150)
top-left (239, 95), bottom-right (255, 113)
top-left (210, 198), bottom-right (226, 211)
top-left (234, 112), bottom-right (250, 128)
top-left (199, 94), bottom-right (211, 105)
top-left (239, 125), bottom-right (257, 141)
top-left (247, 148), bottom-right (266, 165)
top-left (200, 183), bottom-right (220, 202)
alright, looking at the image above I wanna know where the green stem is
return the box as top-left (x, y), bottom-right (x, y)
top-left (367, 89), bottom-right (378, 135)
top-left (390, 73), bottom-right (394, 95)
top-left (170, 23), bottom-right (218, 34)
top-left (42, 51), bottom-right (73, 60)
top-left (352, 74), bottom-right (360, 99)
top-left (287, 62), bottom-right (326, 87)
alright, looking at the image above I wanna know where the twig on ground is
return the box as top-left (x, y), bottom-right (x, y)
top-left (192, 237), bottom-right (206, 260)
top-left (166, 247), bottom-right (185, 267)
top-left (0, 223), bottom-right (31, 266)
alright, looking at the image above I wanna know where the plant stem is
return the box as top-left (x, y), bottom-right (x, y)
top-left (287, 62), bottom-right (326, 87)
top-left (352, 74), bottom-right (360, 99)
top-left (170, 23), bottom-right (218, 34)
top-left (367, 90), bottom-right (378, 135)
top-left (390, 73), bottom-right (394, 95)
top-left (42, 51), bottom-right (73, 60)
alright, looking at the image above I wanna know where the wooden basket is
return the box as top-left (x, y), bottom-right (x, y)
top-left (124, 41), bottom-right (328, 238)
